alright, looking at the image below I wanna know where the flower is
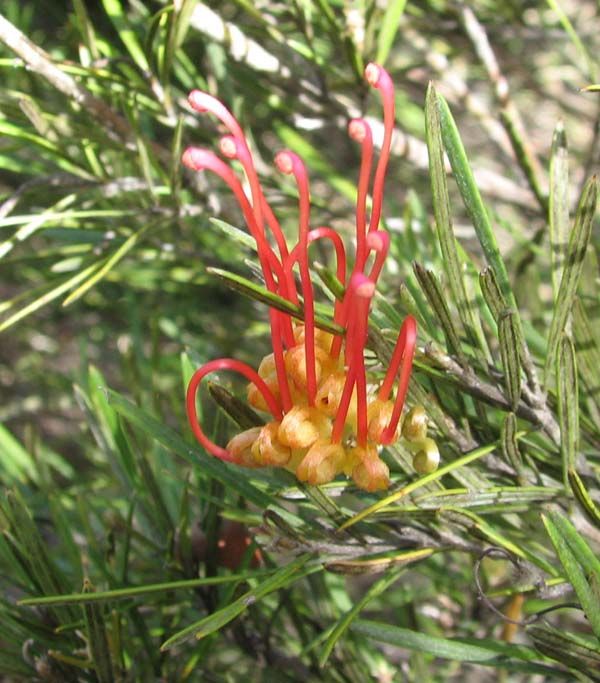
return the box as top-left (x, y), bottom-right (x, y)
top-left (183, 63), bottom-right (438, 491)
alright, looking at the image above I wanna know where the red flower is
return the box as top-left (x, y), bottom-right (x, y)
top-left (183, 64), bottom-right (438, 491)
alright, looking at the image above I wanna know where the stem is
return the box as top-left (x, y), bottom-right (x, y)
top-left (287, 226), bottom-right (347, 341)
top-left (182, 147), bottom-right (294, 397)
top-left (186, 359), bottom-right (282, 461)
top-left (348, 118), bottom-right (374, 271)
top-left (188, 90), bottom-right (246, 140)
top-left (378, 315), bottom-right (417, 444)
top-left (331, 275), bottom-right (375, 444)
top-left (189, 91), bottom-right (290, 259)
top-left (219, 135), bottom-right (264, 234)
top-left (365, 63), bottom-right (395, 234)
top-left (276, 151), bottom-right (317, 405)
top-left (217, 139), bottom-right (295, 348)
top-left (365, 231), bottom-right (390, 285)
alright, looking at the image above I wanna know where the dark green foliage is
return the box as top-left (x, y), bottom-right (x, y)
top-left (1, 1), bottom-right (600, 681)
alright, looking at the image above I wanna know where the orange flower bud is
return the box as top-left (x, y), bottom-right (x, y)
top-left (315, 371), bottom-right (355, 418)
top-left (294, 324), bottom-right (335, 353)
top-left (247, 374), bottom-right (279, 412)
top-left (296, 440), bottom-right (345, 485)
top-left (277, 406), bottom-right (331, 449)
top-left (349, 444), bottom-right (390, 491)
top-left (285, 344), bottom-right (331, 390)
top-left (226, 427), bottom-right (261, 467)
top-left (257, 353), bottom-right (277, 378)
top-left (251, 422), bottom-right (291, 466)
top-left (367, 398), bottom-right (396, 443)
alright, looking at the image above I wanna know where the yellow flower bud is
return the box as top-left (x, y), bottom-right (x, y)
top-left (226, 427), bottom-right (262, 467)
top-left (315, 371), bottom-right (357, 423)
top-left (349, 444), bottom-right (390, 492)
top-left (277, 406), bottom-right (331, 449)
top-left (412, 437), bottom-right (440, 474)
top-left (251, 422), bottom-right (291, 466)
top-left (284, 344), bottom-right (331, 390)
top-left (402, 405), bottom-right (429, 443)
top-left (296, 440), bottom-right (345, 485)
top-left (294, 324), bottom-right (335, 353)
top-left (257, 353), bottom-right (276, 378)
top-left (246, 374), bottom-right (279, 412)
top-left (367, 398), bottom-right (396, 443)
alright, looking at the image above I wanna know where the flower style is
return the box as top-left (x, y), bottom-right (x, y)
top-left (183, 63), bottom-right (439, 491)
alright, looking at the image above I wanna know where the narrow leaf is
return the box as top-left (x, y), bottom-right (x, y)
top-left (556, 334), bottom-right (578, 485)
top-left (568, 468), bottom-right (600, 529)
top-left (319, 567), bottom-right (405, 666)
top-left (549, 122), bottom-right (570, 299)
top-left (207, 267), bottom-right (343, 335)
top-left (545, 176), bottom-right (598, 378)
top-left (425, 82), bottom-right (486, 354)
top-left (528, 624), bottom-right (600, 676)
top-left (208, 381), bottom-right (265, 430)
top-left (376, 0), bottom-right (407, 65)
top-left (542, 511), bottom-right (600, 640)
top-left (413, 262), bottom-right (463, 359)
top-left (498, 311), bottom-right (522, 411)
top-left (160, 554), bottom-right (315, 650)
top-left (82, 580), bottom-right (114, 683)
top-left (501, 413), bottom-right (524, 477)
top-left (351, 619), bottom-right (555, 672)
top-left (437, 93), bottom-right (515, 310)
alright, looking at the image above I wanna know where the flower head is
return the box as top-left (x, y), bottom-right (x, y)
top-left (184, 64), bottom-right (438, 491)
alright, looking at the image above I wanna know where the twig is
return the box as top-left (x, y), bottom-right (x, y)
top-left (457, 3), bottom-right (548, 212)
top-left (425, 344), bottom-right (560, 444)
top-left (187, 6), bottom-right (539, 211)
top-left (0, 12), bottom-right (168, 164)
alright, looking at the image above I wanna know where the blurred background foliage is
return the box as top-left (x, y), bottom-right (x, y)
top-left (1, 0), bottom-right (600, 681)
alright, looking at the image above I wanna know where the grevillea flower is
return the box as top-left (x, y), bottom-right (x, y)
top-left (183, 64), bottom-right (439, 492)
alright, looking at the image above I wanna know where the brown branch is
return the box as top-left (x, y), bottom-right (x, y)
top-left (0, 12), bottom-right (169, 164)
top-left (424, 344), bottom-right (560, 445)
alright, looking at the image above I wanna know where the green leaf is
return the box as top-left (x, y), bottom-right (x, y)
top-left (542, 511), bottom-right (600, 640)
top-left (160, 554), bottom-right (316, 650)
top-left (572, 298), bottom-right (600, 422)
top-left (351, 619), bottom-right (556, 673)
top-left (210, 218), bottom-right (256, 250)
top-left (101, 0), bottom-right (151, 73)
top-left (556, 334), bottom-right (578, 485)
top-left (82, 580), bottom-right (114, 683)
top-left (104, 388), bottom-right (278, 512)
top-left (500, 413), bottom-right (524, 478)
top-left (339, 438), bottom-right (520, 530)
top-left (568, 468), bottom-right (600, 529)
top-left (319, 567), bottom-right (405, 666)
top-left (425, 83), bottom-right (485, 355)
top-left (0, 490), bottom-right (78, 623)
top-left (207, 267), bottom-right (343, 335)
top-left (527, 624), bottom-right (600, 676)
top-left (498, 311), bottom-right (522, 411)
top-left (437, 92), bottom-right (515, 310)
top-left (207, 381), bottom-right (265, 430)
top-left (0, 262), bottom-right (102, 333)
top-left (63, 223), bottom-right (154, 306)
top-left (19, 570), bottom-right (275, 607)
top-left (413, 262), bottom-right (464, 359)
top-left (376, 0), bottom-right (407, 66)
top-left (549, 122), bottom-right (570, 299)
top-left (0, 424), bottom-right (37, 484)
top-left (545, 176), bottom-right (598, 378)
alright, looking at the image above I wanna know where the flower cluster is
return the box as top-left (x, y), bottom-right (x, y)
top-left (183, 64), bottom-right (439, 491)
